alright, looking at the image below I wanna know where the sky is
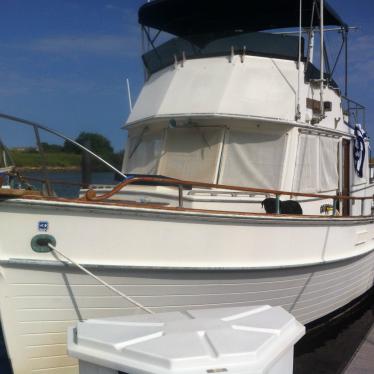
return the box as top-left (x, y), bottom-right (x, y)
top-left (0, 0), bottom-right (373, 151)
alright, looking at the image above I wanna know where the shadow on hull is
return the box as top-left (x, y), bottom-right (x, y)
top-left (0, 322), bottom-right (12, 374)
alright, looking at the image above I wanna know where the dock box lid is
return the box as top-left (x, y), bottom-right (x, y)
top-left (68, 305), bottom-right (305, 374)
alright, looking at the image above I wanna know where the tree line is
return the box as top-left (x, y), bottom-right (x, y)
top-left (14, 132), bottom-right (124, 170)
top-left (62, 132), bottom-right (123, 169)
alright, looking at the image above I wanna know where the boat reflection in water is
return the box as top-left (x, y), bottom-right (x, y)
top-left (0, 1), bottom-right (373, 373)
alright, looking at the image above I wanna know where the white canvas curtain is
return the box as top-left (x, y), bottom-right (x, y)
top-left (124, 128), bottom-right (164, 174)
top-left (319, 136), bottom-right (339, 191)
top-left (219, 128), bottom-right (288, 189)
top-left (293, 133), bottom-right (318, 192)
top-left (293, 133), bottom-right (339, 193)
top-left (158, 127), bottom-right (224, 183)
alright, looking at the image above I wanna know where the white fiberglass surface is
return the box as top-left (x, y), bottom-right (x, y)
top-left (218, 126), bottom-right (288, 189)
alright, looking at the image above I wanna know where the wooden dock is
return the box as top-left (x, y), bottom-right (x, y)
top-left (344, 323), bottom-right (374, 373)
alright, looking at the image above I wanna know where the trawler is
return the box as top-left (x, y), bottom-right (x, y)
top-left (0, 1), bottom-right (373, 373)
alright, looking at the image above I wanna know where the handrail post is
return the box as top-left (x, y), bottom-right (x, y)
top-left (275, 194), bottom-right (280, 214)
top-left (333, 198), bottom-right (337, 216)
top-left (361, 199), bottom-right (365, 216)
top-left (178, 184), bottom-right (184, 208)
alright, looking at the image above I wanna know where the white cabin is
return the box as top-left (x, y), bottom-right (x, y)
top-left (117, 29), bottom-right (371, 217)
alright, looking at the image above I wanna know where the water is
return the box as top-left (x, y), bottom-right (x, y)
top-left (1, 172), bottom-right (373, 373)
top-left (294, 291), bottom-right (374, 373)
top-left (22, 170), bottom-right (116, 198)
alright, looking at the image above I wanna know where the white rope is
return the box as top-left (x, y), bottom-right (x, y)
top-left (48, 244), bottom-right (154, 315)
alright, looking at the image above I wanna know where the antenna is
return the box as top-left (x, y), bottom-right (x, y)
top-left (126, 78), bottom-right (133, 113)
top-left (296, 0), bottom-right (303, 121)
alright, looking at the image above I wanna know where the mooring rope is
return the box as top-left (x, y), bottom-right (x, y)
top-left (48, 243), bottom-right (154, 315)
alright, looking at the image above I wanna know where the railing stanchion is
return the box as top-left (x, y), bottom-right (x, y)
top-left (361, 199), bottom-right (365, 216)
top-left (275, 195), bottom-right (280, 214)
top-left (333, 198), bottom-right (337, 216)
top-left (178, 184), bottom-right (184, 208)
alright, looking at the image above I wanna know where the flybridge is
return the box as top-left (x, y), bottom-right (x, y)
top-left (138, 0), bottom-right (347, 40)
top-left (137, 0), bottom-right (354, 123)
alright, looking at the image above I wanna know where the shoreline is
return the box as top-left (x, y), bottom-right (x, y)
top-left (17, 167), bottom-right (114, 173)
top-left (18, 166), bottom-right (81, 172)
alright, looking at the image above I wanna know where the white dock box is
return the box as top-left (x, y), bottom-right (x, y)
top-left (68, 305), bottom-right (305, 374)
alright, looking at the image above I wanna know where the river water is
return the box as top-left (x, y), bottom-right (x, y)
top-left (22, 170), bottom-right (117, 198)
top-left (0, 172), bottom-right (373, 373)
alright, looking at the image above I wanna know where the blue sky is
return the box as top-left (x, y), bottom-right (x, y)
top-left (0, 0), bottom-right (373, 150)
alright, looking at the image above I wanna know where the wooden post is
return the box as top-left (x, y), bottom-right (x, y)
top-left (275, 195), bottom-right (281, 214)
top-left (178, 185), bottom-right (184, 208)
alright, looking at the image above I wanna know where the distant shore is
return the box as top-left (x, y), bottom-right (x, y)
top-left (10, 150), bottom-right (81, 170)
top-left (18, 166), bottom-right (81, 173)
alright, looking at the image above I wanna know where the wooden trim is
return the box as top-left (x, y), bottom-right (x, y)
top-left (0, 188), bottom-right (41, 197)
top-left (17, 193), bottom-right (374, 222)
top-left (5, 176), bottom-right (373, 219)
top-left (84, 176), bottom-right (373, 202)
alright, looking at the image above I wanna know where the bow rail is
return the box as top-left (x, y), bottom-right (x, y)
top-left (0, 112), bottom-right (126, 193)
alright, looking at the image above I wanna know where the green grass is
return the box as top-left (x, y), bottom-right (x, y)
top-left (11, 150), bottom-right (81, 168)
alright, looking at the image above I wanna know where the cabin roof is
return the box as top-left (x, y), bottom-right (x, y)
top-left (139, 0), bottom-right (347, 40)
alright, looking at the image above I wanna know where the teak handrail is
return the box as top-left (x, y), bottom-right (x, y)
top-left (2, 174), bottom-right (371, 218)
top-left (84, 176), bottom-right (373, 202)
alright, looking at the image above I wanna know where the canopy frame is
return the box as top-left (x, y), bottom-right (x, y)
top-left (138, 0), bottom-right (348, 38)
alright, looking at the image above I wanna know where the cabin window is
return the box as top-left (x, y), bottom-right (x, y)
top-left (158, 127), bottom-right (224, 183)
top-left (124, 127), bottom-right (164, 175)
top-left (293, 133), bottom-right (339, 193)
top-left (218, 127), bottom-right (288, 189)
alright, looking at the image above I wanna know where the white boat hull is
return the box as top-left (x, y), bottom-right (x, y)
top-left (0, 199), bottom-right (374, 374)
